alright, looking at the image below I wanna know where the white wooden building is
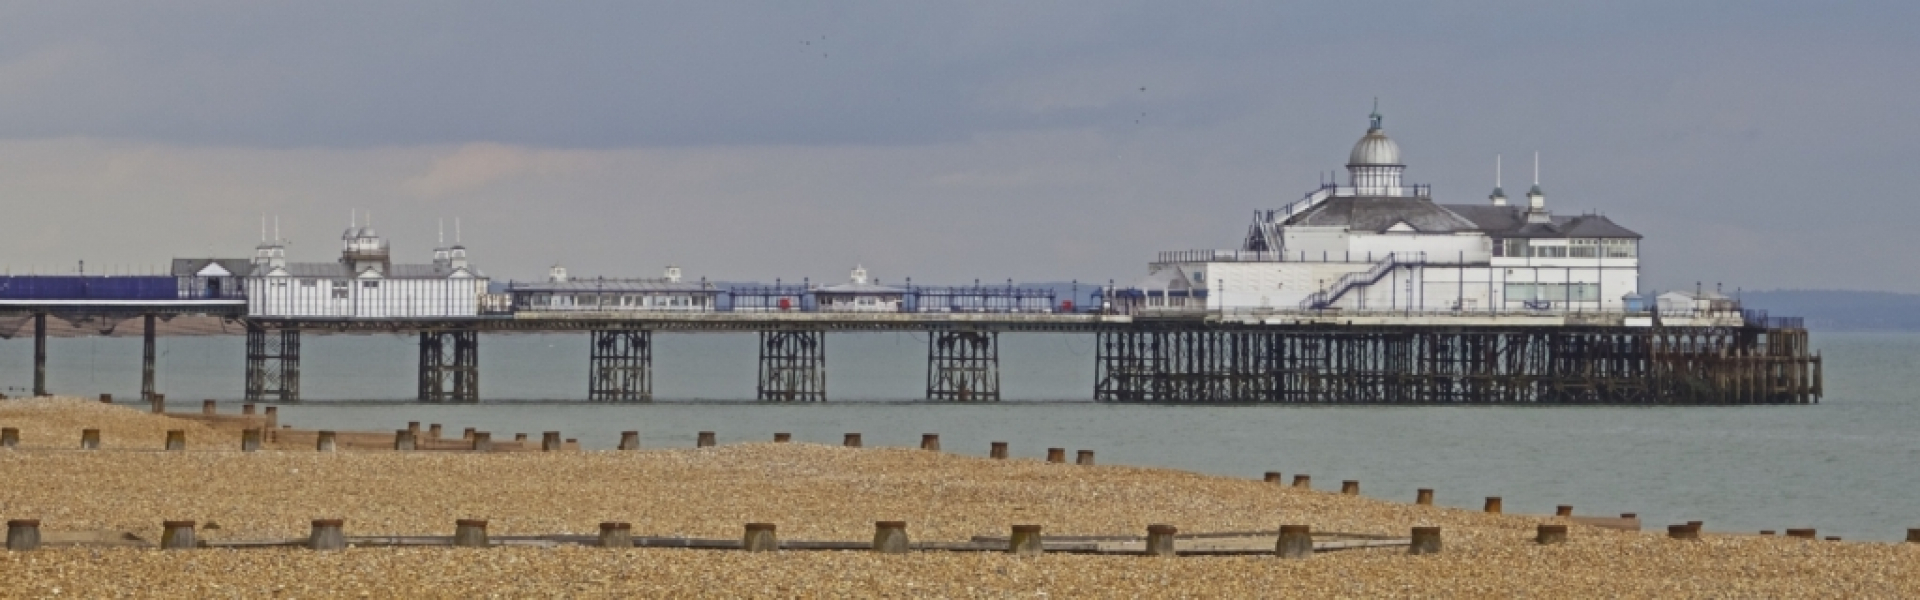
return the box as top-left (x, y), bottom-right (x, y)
top-left (507, 266), bottom-right (720, 312)
top-left (813, 266), bottom-right (905, 312)
top-left (1140, 107), bottom-right (1642, 315)
top-left (243, 224), bottom-right (487, 318)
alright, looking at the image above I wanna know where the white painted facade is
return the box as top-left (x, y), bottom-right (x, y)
top-left (244, 224), bottom-right (487, 318)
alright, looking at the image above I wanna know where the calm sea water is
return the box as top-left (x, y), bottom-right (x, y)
top-left (7, 330), bottom-right (1916, 541)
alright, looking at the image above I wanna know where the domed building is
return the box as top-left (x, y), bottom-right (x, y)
top-left (1129, 106), bottom-right (1643, 317)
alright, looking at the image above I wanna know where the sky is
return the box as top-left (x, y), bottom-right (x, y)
top-left (0, 1), bottom-right (1915, 292)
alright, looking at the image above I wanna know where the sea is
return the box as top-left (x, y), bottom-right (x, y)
top-left (6, 330), bottom-right (1915, 541)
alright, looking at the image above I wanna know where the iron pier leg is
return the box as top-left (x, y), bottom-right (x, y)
top-left (588, 330), bottom-right (652, 402)
top-left (32, 312), bottom-right (47, 397)
top-left (244, 325), bottom-right (300, 402)
top-left (926, 331), bottom-right (999, 401)
top-left (757, 330), bottom-right (825, 402)
top-left (419, 330), bottom-right (479, 403)
top-left (141, 314), bottom-right (156, 401)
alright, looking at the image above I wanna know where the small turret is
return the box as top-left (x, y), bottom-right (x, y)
top-left (1489, 154), bottom-right (1508, 206)
top-left (850, 265), bottom-right (870, 285)
top-left (548, 265), bottom-right (568, 283)
top-left (664, 266), bottom-right (682, 283)
top-left (1525, 152), bottom-right (1550, 224)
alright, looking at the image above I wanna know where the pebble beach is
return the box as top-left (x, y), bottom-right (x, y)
top-left (1, 397), bottom-right (1916, 597)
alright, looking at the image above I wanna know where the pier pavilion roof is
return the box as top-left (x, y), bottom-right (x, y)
top-left (1444, 205), bottom-right (1641, 238)
top-left (1282, 196), bottom-right (1479, 233)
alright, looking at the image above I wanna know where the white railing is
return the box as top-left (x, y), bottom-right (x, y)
top-left (1298, 252), bottom-right (1426, 309)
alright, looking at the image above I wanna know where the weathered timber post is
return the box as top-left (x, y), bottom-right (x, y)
top-left (241, 403), bottom-right (255, 416)
top-left (453, 519), bottom-right (489, 547)
top-left (394, 429), bottom-right (415, 451)
top-left (241, 429), bottom-right (262, 452)
top-left (1409, 526), bottom-right (1442, 555)
top-left (1009, 525), bottom-right (1043, 556)
top-left (1785, 528), bottom-right (1816, 539)
top-left (150, 393), bottom-right (165, 414)
top-left (872, 521), bottom-right (910, 554)
top-left (1076, 450), bottom-right (1095, 465)
top-left (308, 519), bottom-right (345, 551)
top-left (202, 399), bottom-right (217, 415)
top-left (0, 427), bottom-right (17, 448)
top-left (920, 434), bottom-right (939, 451)
top-left (1341, 480), bottom-right (1359, 495)
top-left (470, 432), bottom-right (492, 452)
top-left (1908, 528), bottom-right (1919, 543)
top-left (1264, 472), bottom-right (1282, 484)
top-left (618, 431), bottom-right (639, 450)
top-left (1483, 497), bottom-right (1502, 514)
top-left (6, 519), bottom-right (40, 551)
top-left (1416, 488), bottom-right (1434, 505)
top-left (543, 431), bottom-right (562, 452)
top-left (990, 441), bottom-right (1008, 459)
top-left (843, 433), bottom-right (862, 447)
top-left (1668, 524), bottom-right (1699, 540)
top-left (773, 432), bottom-right (791, 443)
top-left (316, 431), bottom-right (337, 452)
top-left (1556, 505), bottom-right (1574, 517)
top-left (161, 521), bottom-right (196, 549)
top-left (1045, 448), bottom-right (1065, 463)
top-left (80, 429), bottom-right (99, 450)
top-left (99, 394), bottom-right (112, 404)
top-left (1275, 525), bottom-right (1313, 558)
top-left (1687, 520), bottom-right (1703, 531)
top-left (514, 433), bottom-right (528, 442)
top-left (1760, 530), bottom-right (1776, 536)
top-left (743, 523), bottom-right (777, 552)
top-left (1536, 524), bottom-right (1568, 544)
top-left (1826, 536), bottom-right (1842, 541)
top-left (1292, 475), bottom-right (1311, 489)
top-left (407, 422), bottom-right (421, 438)
top-left (164, 430), bottom-right (185, 451)
top-left (697, 431), bottom-right (715, 447)
top-left (1145, 524), bottom-right (1177, 557)
top-left (599, 522), bottom-right (632, 548)
top-left (428, 423), bottom-right (443, 439)
top-left (462, 427), bottom-right (476, 441)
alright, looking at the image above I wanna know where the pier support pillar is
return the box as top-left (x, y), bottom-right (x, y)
top-left (926, 330), bottom-right (999, 401)
top-left (757, 330), bottom-right (825, 402)
top-left (141, 314), bottom-right (157, 401)
top-left (587, 330), bottom-right (651, 402)
top-left (244, 325), bottom-right (300, 402)
top-left (32, 313), bottom-right (47, 397)
top-left (418, 330), bottom-right (479, 403)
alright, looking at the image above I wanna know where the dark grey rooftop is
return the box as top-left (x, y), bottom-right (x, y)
top-left (171, 258), bottom-right (255, 278)
top-left (1443, 205), bottom-right (1641, 238)
top-left (1283, 196), bottom-right (1479, 233)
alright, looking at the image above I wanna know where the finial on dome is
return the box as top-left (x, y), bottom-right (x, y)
top-left (1368, 97), bottom-right (1382, 131)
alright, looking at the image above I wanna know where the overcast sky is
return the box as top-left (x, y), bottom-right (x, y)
top-left (0, 1), bottom-right (1914, 292)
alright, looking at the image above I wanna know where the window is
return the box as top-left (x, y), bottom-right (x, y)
top-left (1569, 238), bottom-right (1599, 258)
top-left (361, 281), bottom-right (380, 289)
top-left (1530, 245), bottom-right (1568, 258)
top-left (299, 279), bottom-right (316, 288)
top-left (1504, 283), bottom-right (1600, 302)
top-left (331, 280), bottom-right (349, 299)
top-left (1603, 238), bottom-right (1637, 258)
top-left (1502, 239), bottom-right (1528, 257)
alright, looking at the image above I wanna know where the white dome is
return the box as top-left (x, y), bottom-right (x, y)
top-left (1348, 117), bottom-right (1401, 166)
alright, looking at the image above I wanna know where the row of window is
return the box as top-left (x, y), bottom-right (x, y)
top-left (519, 293), bottom-right (709, 308)
top-left (1504, 283), bottom-right (1602, 302)
top-left (1496, 238), bottom-right (1637, 258)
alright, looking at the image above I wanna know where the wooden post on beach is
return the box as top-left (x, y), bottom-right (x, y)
top-left (1536, 524), bottom-right (1568, 545)
top-left (1668, 524), bottom-right (1700, 540)
top-left (599, 522), bottom-right (632, 548)
top-left (5, 519), bottom-right (40, 551)
top-left (316, 431), bottom-right (337, 452)
top-left (1146, 524), bottom-right (1177, 557)
top-left (1760, 530), bottom-right (1775, 536)
top-left (743, 523), bottom-right (777, 552)
top-left (150, 393), bottom-right (165, 414)
top-left (470, 432), bottom-right (492, 452)
top-left (394, 429), bottom-right (415, 451)
top-left (99, 394), bottom-right (112, 404)
top-left (241, 429), bottom-right (262, 452)
top-left (697, 431), bottom-right (715, 447)
top-left (990, 442), bottom-right (1008, 459)
top-left (920, 434), bottom-right (939, 451)
top-left (1009, 525), bottom-right (1043, 556)
top-left (453, 519), bottom-right (489, 547)
top-left (164, 430), bottom-right (185, 451)
top-left (1786, 528), bottom-right (1816, 539)
top-left (1556, 505), bottom-right (1574, 517)
top-left (1825, 536), bottom-right (1842, 541)
top-left (873, 521), bottom-right (910, 554)
top-left (80, 429), bottom-right (99, 450)
top-left (514, 433), bottom-right (527, 442)
top-left (308, 519), bottom-right (345, 551)
top-left (1292, 475), bottom-right (1310, 489)
top-left (1264, 472), bottom-right (1282, 484)
top-left (1908, 528), bottom-right (1919, 543)
top-left (1276, 525), bottom-right (1313, 558)
top-left (1416, 488), bottom-right (1433, 505)
top-left (1409, 526), bottom-right (1442, 554)
top-left (843, 433), bottom-right (862, 447)
top-left (619, 431), bottom-right (639, 451)
top-left (1076, 450), bottom-right (1095, 465)
top-left (463, 427), bottom-right (476, 441)
top-left (428, 424), bottom-right (443, 439)
top-left (773, 433), bottom-right (791, 443)
top-left (1483, 497), bottom-right (1502, 514)
top-left (161, 521), bottom-right (196, 549)
top-left (242, 403), bottom-right (255, 417)
top-left (1046, 448), bottom-right (1065, 463)
top-left (1341, 480), bottom-right (1359, 495)
top-left (0, 427), bottom-right (17, 448)
top-left (263, 406), bottom-right (277, 429)
top-left (202, 399), bottom-right (216, 415)
top-left (543, 432), bottom-right (562, 452)
top-left (407, 422), bottom-right (420, 438)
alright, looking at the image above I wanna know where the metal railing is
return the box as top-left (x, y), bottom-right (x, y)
top-left (1298, 252), bottom-right (1424, 309)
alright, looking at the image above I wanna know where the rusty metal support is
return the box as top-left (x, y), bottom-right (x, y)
top-left (757, 330), bottom-right (825, 402)
top-left (588, 329), bottom-right (652, 402)
top-left (141, 314), bottom-right (157, 401)
top-left (244, 325), bottom-right (300, 402)
top-left (32, 313), bottom-right (47, 397)
top-left (926, 330), bottom-right (999, 401)
top-left (418, 330), bottom-right (478, 402)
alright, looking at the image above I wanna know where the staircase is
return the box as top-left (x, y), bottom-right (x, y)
top-left (1298, 252), bottom-right (1423, 310)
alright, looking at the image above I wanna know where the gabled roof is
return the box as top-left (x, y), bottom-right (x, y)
top-left (1441, 205), bottom-right (1641, 239)
top-left (1284, 196), bottom-right (1479, 233)
top-left (170, 258), bottom-right (254, 278)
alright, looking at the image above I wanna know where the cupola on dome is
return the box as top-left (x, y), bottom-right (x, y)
top-left (1348, 110), bottom-right (1402, 166)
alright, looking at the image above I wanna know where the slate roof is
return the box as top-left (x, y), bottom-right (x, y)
top-left (1442, 205), bottom-right (1641, 239)
top-left (1283, 197), bottom-right (1479, 233)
